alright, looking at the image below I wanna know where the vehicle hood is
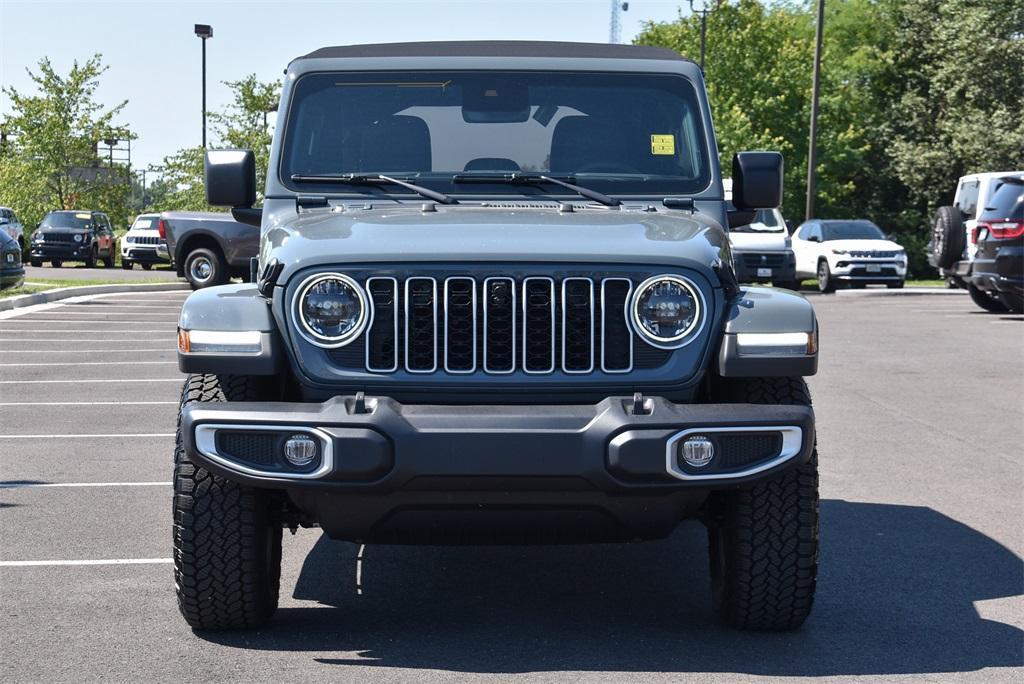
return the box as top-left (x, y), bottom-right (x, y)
top-left (825, 239), bottom-right (903, 252)
top-left (262, 202), bottom-right (729, 286)
top-left (729, 230), bottom-right (790, 251)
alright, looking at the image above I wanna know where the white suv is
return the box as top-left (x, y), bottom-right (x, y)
top-left (0, 207), bottom-right (25, 250)
top-left (792, 219), bottom-right (907, 293)
top-left (121, 213), bottom-right (169, 270)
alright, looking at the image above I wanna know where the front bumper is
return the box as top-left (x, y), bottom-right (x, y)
top-left (182, 395), bottom-right (815, 541)
top-left (830, 258), bottom-right (907, 282)
top-left (732, 250), bottom-right (796, 283)
top-left (0, 264), bottom-right (25, 289)
top-left (30, 243), bottom-right (91, 261)
top-left (121, 245), bottom-right (169, 264)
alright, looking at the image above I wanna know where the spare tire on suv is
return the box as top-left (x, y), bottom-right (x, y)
top-left (930, 206), bottom-right (965, 269)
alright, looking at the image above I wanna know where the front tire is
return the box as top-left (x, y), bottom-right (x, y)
top-left (50, 259), bottom-right (62, 268)
top-left (707, 376), bottom-right (819, 631)
top-left (84, 246), bottom-right (97, 268)
top-left (816, 260), bottom-right (835, 293)
top-left (122, 259), bottom-right (133, 270)
top-left (173, 374), bottom-right (282, 631)
top-left (30, 259), bottom-right (42, 268)
top-left (103, 251), bottom-right (115, 268)
top-left (886, 280), bottom-right (904, 289)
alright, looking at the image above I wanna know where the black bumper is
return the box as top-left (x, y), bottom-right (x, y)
top-left (182, 395), bottom-right (815, 542)
top-left (971, 245), bottom-right (1024, 296)
top-left (30, 244), bottom-right (91, 261)
top-left (0, 265), bottom-right (25, 289)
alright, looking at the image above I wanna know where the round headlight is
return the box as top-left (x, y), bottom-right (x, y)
top-left (73, 234), bottom-right (83, 243)
top-left (295, 273), bottom-right (368, 347)
top-left (630, 275), bottom-right (703, 348)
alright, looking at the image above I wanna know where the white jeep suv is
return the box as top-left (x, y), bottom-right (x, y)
top-left (792, 219), bottom-right (907, 293)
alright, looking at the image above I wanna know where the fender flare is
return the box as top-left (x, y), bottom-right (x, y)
top-left (177, 283), bottom-right (282, 375)
top-left (717, 286), bottom-right (818, 377)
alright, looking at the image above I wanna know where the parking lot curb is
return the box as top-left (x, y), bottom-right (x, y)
top-left (0, 282), bottom-right (190, 312)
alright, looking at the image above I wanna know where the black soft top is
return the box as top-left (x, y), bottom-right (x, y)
top-left (296, 40), bottom-right (690, 63)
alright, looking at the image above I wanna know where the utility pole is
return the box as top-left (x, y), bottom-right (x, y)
top-left (609, 1), bottom-right (628, 44)
top-left (689, 0), bottom-right (711, 71)
top-left (805, 0), bottom-right (825, 221)
top-left (194, 24), bottom-right (213, 148)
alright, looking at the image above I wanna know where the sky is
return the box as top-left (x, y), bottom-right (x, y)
top-left (0, 0), bottom-right (691, 172)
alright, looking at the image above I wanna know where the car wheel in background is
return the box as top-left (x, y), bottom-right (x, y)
top-left (997, 292), bottom-right (1023, 314)
top-left (967, 284), bottom-right (1008, 313)
top-left (50, 259), bottom-right (62, 268)
top-left (886, 280), bottom-right (904, 289)
top-left (103, 251), bottom-right (115, 268)
top-left (30, 259), bottom-right (42, 268)
top-left (122, 259), bottom-right (133, 270)
top-left (84, 246), bottom-right (97, 268)
top-left (184, 247), bottom-right (227, 289)
top-left (930, 206), bottom-right (965, 269)
top-left (816, 260), bottom-right (835, 293)
top-left (141, 262), bottom-right (153, 271)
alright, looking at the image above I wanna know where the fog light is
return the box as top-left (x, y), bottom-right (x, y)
top-left (679, 435), bottom-right (714, 468)
top-left (283, 434), bottom-right (318, 467)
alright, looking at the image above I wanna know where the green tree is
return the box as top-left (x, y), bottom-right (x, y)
top-left (0, 55), bottom-right (133, 231)
top-left (154, 75), bottom-right (280, 212)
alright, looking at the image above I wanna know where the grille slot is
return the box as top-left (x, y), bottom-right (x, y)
top-left (444, 277), bottom-right (477, 373)
top-left (601, 278), bottom-right (633, 373)
top-left (129, 235), bottom-right (160, 245)
top-left (404, 277), bottom-right (437, 373)
top-left (562, 278), bottom-right (594, 373)
top-left (366, 277), bottom-right (398, 372)
top-left (483, 277), bottom-right (516, 373)
top-left (522, 277), bottom-right (555, 373)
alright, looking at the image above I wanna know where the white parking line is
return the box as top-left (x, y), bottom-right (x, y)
top-left (0, 401), bottom-right (177, 406)
top-left (0, 378), bottom-right (180, 384)
top-left (0, 349), bottom-right (171, 353)
top-left (14, 311), bottom-right (181, 316)
top-left (0, 433), bottom-right (175, 439)
top-left (0, 481), bottom-right (172, 489)
top-left (65, 303), bottom-right (183, 308)
top-left (0, 328), bottom-right (174, 332)
top-left (0, 361), bottom-right (176, 366)
top-left (0, 558), bottom-right (173, 567)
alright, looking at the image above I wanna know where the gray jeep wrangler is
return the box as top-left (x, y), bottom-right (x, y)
top-left (174, 41), bottom-right (820, 632)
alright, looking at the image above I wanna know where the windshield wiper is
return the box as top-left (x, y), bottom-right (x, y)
top-left (452, 172), bottom-right (621, 207)
top-left (289, 173), bottom-right (458, 205)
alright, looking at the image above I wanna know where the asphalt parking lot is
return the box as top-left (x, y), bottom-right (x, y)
top-left (0, 288), bottom-right (1021, 682)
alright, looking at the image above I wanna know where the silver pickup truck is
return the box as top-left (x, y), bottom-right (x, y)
top-left (160, 211), bottom-right (257, 288)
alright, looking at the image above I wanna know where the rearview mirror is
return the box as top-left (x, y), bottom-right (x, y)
top-left (205, 149), bottom-right (261, 226)
top-left (732, 151), bottom-right (783, 210)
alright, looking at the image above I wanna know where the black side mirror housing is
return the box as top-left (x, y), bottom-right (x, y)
top-left (808, 235), bottom-right (821, 243)
top-left (205, 149), bottom-right (261, 226)
top-left (732, 151), bottom-right (784, 210)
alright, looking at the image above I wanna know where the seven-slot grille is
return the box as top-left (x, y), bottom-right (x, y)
top-left (360, 276), bottom-right (640, 375)
top-left (128, 235), bottom-right (160, 245)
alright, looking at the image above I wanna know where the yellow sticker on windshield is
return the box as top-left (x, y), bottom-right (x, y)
top-left (651, 134), bottom-right (676, 155)
top-left (75, 213), bottom-right (91, 219)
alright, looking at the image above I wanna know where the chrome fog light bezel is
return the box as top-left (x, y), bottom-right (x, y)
top-left (293, 272), bottom-right (369, 348)
top-left (629, 274), bottom-right (706, 349)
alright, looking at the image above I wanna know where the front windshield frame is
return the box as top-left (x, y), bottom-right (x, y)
top-left (278, 69), bottom-right (713, 199)
top-left (821, 221), bottom-right (885, 241)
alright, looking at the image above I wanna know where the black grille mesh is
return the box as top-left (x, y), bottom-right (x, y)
top-left (445, 278), bottom-right (475, 371)
top-left (406, 279), bottom-right (436, 371)
top-left (523, 279), bottom-right (554, 372)
top-left (484, 278), bottom-right (515, 372)
top-left (216, 431), bottom-right (277, 466)
top-left (563, 279), bottom-right (593, 372)
top-left (601, 280), bottom-right (632, 371)
top-left (367, 279), bottom-right (398, 371)
top-left (715, 433), bottom-right (783, 469)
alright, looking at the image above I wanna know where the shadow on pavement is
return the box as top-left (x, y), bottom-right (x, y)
top-left (202, 500), bottom-right (1023, 676)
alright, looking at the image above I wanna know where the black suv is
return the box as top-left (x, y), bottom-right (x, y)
top-left (970, 177), bottom-right (1023, 313)
top-left (29, 210), bottom-right (117, 268)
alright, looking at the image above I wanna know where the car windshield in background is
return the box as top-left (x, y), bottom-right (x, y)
top-left (980, 179), bottom-right (1024, 221)
top-left (822, 221), bottom-right (884, 241)
top-left (41, 212), bottom-right (91, 229)
top-left (732, 208), bottom-right (783, 232)
top-left (281, 70), bottom-right (711, 197)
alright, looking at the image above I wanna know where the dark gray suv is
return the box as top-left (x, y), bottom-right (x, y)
top-left (173, 41), bottom-right (821, 632)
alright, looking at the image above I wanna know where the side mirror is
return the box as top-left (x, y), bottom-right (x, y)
top-left (807, 235), bottom-right (821, 243)
top-left (732, 151), bottom-right (783, 210)
top-left (205, 149), bottom-right (261, 226)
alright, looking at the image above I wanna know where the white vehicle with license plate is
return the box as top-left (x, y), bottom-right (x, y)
top-left (792, 219), bottom-right (907, 293)
top-left (723, 179), bottom-right (798, 289)
top-left (121, 213), bottom-right (169, 270)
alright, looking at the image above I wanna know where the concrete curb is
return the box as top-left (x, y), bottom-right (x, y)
top-left (0, 282), bottom-right (190, 311)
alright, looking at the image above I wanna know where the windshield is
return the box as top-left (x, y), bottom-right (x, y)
top-left (41, 212), bottom-right (91, 229)
top-left (131, 216), bottom-right (159, 230)
top-left (822, 221), bottom-right (884, 241)
top-left (281, 70), bottom-right (711, 196)
top-left (731, 208), bottom-right (784, 233)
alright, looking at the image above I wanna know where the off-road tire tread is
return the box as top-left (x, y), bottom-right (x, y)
top-left (709, 376), bottom-right (819, 631)
top-left (173, 374), bottom-right (281, 631)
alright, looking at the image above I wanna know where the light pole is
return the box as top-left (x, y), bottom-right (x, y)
top-left (689, 0), bottom-right (711, 71)
top-left (805, 0), bottom-right (825, 221)
top-left (194, 24), bottom-right (213, 148)
top-left (140, 165), bottom-right (164, 210)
